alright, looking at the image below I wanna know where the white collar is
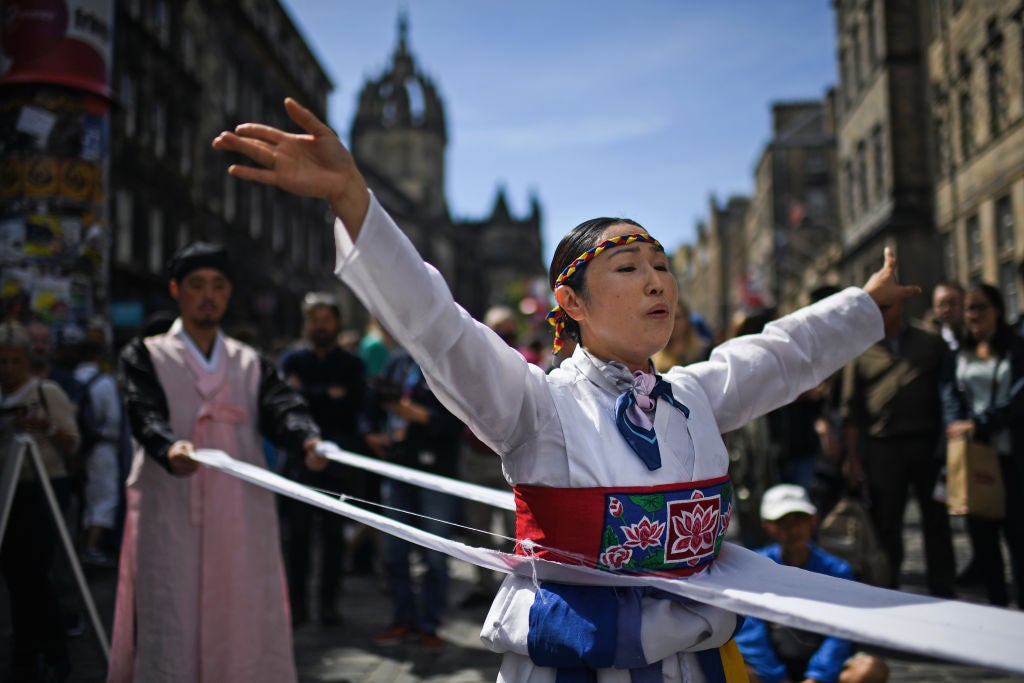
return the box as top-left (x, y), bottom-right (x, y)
top-left (169, 318), bottom-right (224, 372)
top-left (570, 346), bottom-right (652, 396)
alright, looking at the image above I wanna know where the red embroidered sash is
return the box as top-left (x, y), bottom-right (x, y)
top-left (515, 475), bottom-right (733, 577)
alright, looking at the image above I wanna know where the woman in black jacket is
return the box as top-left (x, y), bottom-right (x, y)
top-left (942, 283), bottom-right (1024, 608)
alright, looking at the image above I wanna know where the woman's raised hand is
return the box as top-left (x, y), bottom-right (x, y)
top-left (212, 98), bottom-right (370, 236)
top-left (862, 246), bottom-right (921, 308)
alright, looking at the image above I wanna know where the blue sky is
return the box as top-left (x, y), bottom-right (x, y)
top-left (279, 1), bottom-right (838, 260)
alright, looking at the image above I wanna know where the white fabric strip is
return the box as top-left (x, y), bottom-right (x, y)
top-left (191, 448), bottom-right (1024, 675)
top-left (315, 441), bottom-right (515, 511)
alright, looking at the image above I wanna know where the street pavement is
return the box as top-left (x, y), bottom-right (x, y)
top-left (3, 501), bottom-right (1023, 682)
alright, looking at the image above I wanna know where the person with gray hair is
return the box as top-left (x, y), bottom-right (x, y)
top-left (0, 321), bottom-right (80, 681)
top-left (279, 290), bottom-right (368, 627)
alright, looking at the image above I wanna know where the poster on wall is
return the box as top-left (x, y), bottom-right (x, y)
top-left (30, 275), bottom-right (72, 323)
top-left (24, 213), bottom-right (61, 257)
top-left (0, 0), bottom-right (112, 334)
top-left (0, 216), bottom-right (24, 262)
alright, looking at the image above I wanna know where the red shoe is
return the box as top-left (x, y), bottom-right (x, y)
top-left (419, 632), bottom-right (444, 650)
top-left (373, 624), bottom-right (412, 645)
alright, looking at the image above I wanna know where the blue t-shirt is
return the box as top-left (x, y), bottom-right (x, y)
top-left (735, 543), bottom-right (854, 683)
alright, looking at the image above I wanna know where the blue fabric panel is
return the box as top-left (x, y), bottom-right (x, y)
top-left (614, 588), bottom-right (647, 669)
top-left (528, 583), bottom-right (617, 669)
top-left (695, 647), bottom-right (726, 683)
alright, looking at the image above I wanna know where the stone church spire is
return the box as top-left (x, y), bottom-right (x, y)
top-left (349, 11), bottom-right (448, 217)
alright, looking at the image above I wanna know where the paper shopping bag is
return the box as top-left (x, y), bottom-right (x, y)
top-left (945, 436), bottom-right (1005, 520)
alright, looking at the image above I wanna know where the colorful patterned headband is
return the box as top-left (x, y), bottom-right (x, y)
top-left (546, 233), bottom-right (663, 355)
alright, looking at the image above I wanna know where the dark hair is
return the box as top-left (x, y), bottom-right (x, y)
top-left (732, 308), bottom-right (777, 337)
top-left (933, 281), bottom-right (965, 296)
top-left (808, 285), bottom-right (840, 304)
top-left (548, 216), bottom-right (644, 345)
top-left (963, 283), bottom-right (1013, 356)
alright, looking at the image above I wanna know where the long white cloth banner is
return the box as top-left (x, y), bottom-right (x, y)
top-left (192, 448), bottom-right (1024, 675)
top-left (315, 441), bottom-right (515, 510)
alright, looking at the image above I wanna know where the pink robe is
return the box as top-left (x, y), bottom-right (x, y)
top-left (108, 330), bottom-right (296, 682)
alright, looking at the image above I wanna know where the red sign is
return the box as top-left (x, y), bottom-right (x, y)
top-left (0, 0), bottom-right (113, 98)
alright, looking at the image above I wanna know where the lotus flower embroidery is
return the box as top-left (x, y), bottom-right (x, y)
top-left (720, 500), bottom-right (733, 534)
top-left (621, 516), bottom-right (665, 549)
top-left (608, 497), bottom-right (623, 518)
top-left (599, 545), bottom-right (633, 569)
top-left (670, 502), bottom-right (718, 555)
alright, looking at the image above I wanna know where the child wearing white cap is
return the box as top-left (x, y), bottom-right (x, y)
top-left (735, 484), bottom-right (889, 683)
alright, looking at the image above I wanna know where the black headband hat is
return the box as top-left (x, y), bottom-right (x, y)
top-left (167, 241), bottom-right (231, 282)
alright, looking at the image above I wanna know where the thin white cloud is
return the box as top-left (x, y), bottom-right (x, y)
top-left (457, 113), bottom-right (673, 151)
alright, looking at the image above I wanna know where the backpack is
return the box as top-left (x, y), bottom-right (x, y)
top-left (817, 495), bottom-right (891, 587)
top-left (75, 373), bottom-right (105, 456)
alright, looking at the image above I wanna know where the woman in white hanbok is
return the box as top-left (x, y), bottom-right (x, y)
top-left (213, 99), bottom-right (918, 683)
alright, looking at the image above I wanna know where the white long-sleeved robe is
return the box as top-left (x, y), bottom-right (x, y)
top-left (334, 195), bottom-right (882, 682)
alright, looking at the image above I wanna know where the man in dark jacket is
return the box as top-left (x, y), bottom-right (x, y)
top-left (841, 298), bottom-right (956, 597)
top-left (280, 291), bottom-right (368, 626)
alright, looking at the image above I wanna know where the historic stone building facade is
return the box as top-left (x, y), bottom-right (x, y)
top-left (930, 0), bottom-right (1024, 317)
top-left (105, 6), bottom-right (544, 347)
top-left (746, 100), bottom-right (841, 317)
top-left (679, 0), bottom-right (1024, 330)
top-left (108, 0), bottom-right (336, 346)
top-left (679, 98), bottom-right (839, 338)
top-left (833, 0), bottom-right (938, 317)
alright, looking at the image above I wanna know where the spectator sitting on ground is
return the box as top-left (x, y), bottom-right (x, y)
top-left (735, 484), bottom-right (889, 683)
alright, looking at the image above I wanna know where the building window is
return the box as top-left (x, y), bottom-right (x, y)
top-left (934, 113), bottom-right (949, 178)
top-left (115, 189), bottom-right (133, 264)
top-left (292, 219), bottom-right (305, 265)
top-left (272, 204), bottom-right (285, 252)
top-left (856, 140), bottom-right (868, 211)
top-left (958, 54), bottom-right (975, 160)
top-left (177, 221), bottom-right (189, 250)
top-left (966, 213), bottom-right (983, 273)
top-left (851, 24), bottom-right (863, 90)
top-left (996, 194), bottom-right (1015, 253)
top-left (223, 174), bottom-right (235, 223)
top-left (182, 28), bottom-right (196, 72)
top-left (839, 48), bottom-right (850, 108)
top-left (871, 125), bottom-right (885, 199)
top-left (1000, 260), bottom-right (1019, 321)
top-left (308, 222), bottom-right (320, 272)
top-left (932, 86), bottom-right (950, 178)
top-left (985, 21), bottom-right (1008, 138)
top-left (865, 0), bottom-right (878, 70)
top-left (121, 73), bottom-right (136, 138)
top-left (153, 102), bottom-right (166, 158)
top-left (959, 90), bottom-right (975, 160)
top-left (180, 123), bottom-right (193, 176)
top-left (844, 161), bottom-right (856, 221)
top-left (148, 208), bottom-right (164, 274)
top-left (225, 62), bottom-right (238, 114)
top-left (154, 0), bottom-right (170, 46)
top-left (249, 185), bottom-right (262, 238)
top-left (942, 230), bottom-right (957, 280)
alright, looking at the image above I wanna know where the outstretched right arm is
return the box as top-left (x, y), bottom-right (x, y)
top-left (214, 100), bottom-right (555, 458)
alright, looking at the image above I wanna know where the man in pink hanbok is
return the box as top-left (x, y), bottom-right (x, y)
top-left (109, 243), bottom-right (325, 682)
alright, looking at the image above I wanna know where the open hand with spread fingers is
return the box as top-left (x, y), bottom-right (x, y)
top-left (212, 98), bottom-right (371, 238)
